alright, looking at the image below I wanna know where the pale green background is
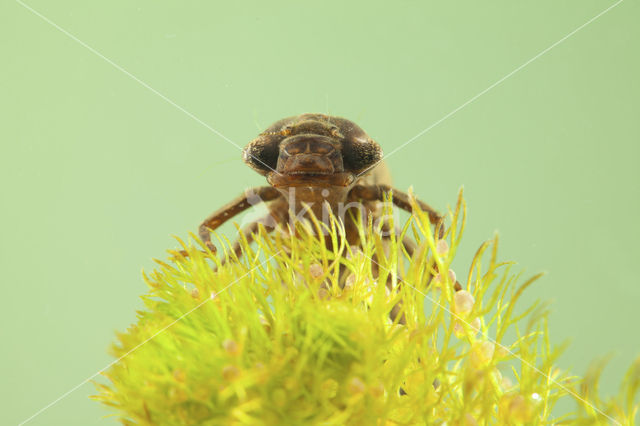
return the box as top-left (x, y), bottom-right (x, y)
top-left (1, 1), bottom-right (638, 424)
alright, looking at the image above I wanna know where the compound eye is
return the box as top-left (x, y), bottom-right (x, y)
top-left (341, 138), bottom-right (382, 174)
top-left (242, 137), bottom-right (280, 175)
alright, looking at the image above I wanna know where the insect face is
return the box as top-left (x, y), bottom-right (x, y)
top-left (242, 114), bottom-right (383, 189)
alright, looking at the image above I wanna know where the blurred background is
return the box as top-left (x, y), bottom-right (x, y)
top-left (1, 0), bottom-right (638, 423)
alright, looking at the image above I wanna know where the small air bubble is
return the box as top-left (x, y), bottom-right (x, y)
top-left (221, 365), bottom-right (240, 381)
top-left (348, 377), bottom-right (366, 394)
top-left (309, 263), bottom-right (324, 278)
top-left (454, 290), bottom-right (474, 314)
top-left (501, 376), bottom-right (514, 390)
top-left (345, 274), bottom-right (356, 289)
top-left (470, 341), bottom-right (495, 367)
top-left (436, 239), bottom-right (449, 255)
top-left (222, 339), bottom-right (239, 356)
top-left (346, 245), bottom-right (363, 260)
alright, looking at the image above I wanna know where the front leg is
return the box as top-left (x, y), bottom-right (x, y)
top-left (198, 186), bottom-right (281, 252)
top-left (349, 185), bottom-right (461, 313)
top-left (222, 216), bottom-right (272, 265)
top-left (349, 184), bottom-right (444, 237)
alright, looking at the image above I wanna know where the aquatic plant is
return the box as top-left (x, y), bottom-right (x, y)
top-left (93, 191), bottom-right (639, 425)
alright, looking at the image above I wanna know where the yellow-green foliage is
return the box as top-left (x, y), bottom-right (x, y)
top-left (94, 192), bottom-right (639, 425)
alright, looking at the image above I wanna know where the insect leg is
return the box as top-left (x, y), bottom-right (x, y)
top-left (399, 230), bottom-right (417, 258)
top-left (349, 184), bottom-right (445, 238)
top-left (198, 186), bottom-right (281, 253)
top-left (350, 185), bottom-right (461, 293)
top-left (377, 220), bottom-right (408, 324)
top-left (221, 216), bottom-right (276, 265)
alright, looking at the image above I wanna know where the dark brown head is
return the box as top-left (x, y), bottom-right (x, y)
top-left (242, 113), bottom-right (382, 188)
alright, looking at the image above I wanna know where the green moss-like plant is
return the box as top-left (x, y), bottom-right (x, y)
top-left (93, 192), bottom-right (639, 425)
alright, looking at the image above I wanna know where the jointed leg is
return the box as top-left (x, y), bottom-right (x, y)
top-left (222, 216), bottom-right (274, 265)
top-left (377, 221), bottom-right (411, 324)
top-left (198, 186), bottom-right (281, 252)
top-left (400, 233), bottom-right (417, 258)
top-left (350, 186), bottom-right (460, 323)
top-left (349, 184), bottom-right (445, 238)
